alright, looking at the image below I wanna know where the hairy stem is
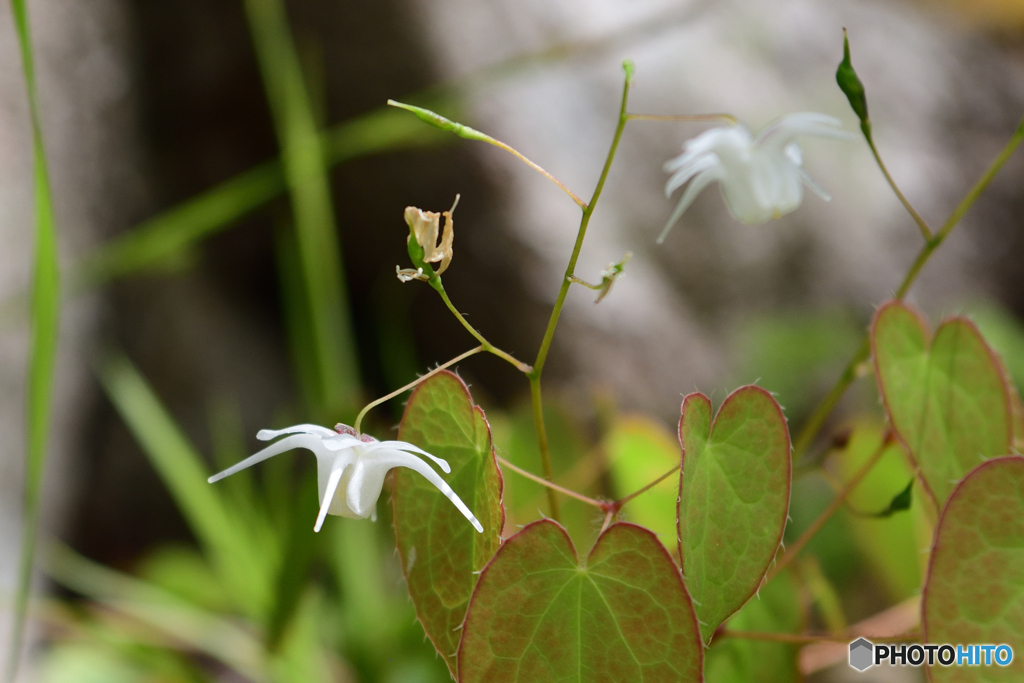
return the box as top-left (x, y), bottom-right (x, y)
top-left (792, 116), bottom-right (1024, 461)
top-left (353, 346), bottom-right (484, 432)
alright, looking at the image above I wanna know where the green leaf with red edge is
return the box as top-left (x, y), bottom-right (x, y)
top-left (393, 370), bottom-right (504, 675)
top-left (676, 386), bottom-right (791, 643)
top-left (458, 520), bottom-right (704, 683)
top-left (704, 570), bottom-right (804, 683)
top-left (871, 301), bottom-right (1013, 507)
top-left (922, 456), bottom-right (1024, 682)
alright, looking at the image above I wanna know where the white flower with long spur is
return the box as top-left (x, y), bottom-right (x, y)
top-left (659, 112), bottom-right (853, 242)
top-left (208, 423), bottom-right (483, 533)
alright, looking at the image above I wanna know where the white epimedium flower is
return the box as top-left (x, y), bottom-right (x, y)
top-left (208, 423), bottom-right (483, 534)
top-left (659, 112), bottom-right (853, 242)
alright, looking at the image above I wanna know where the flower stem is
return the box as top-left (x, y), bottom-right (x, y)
top-left (792, 115), bottom-right (1024, 461)
top-left (353, 345), bottom-right (485, 432)
top-left (626, 112), bottom-right (738, 125)
top-left (528, 376), bottom-right (561, 520)
top-left (864, 134), bottom-right (933, 241)
top-left (495, 455), bottom-right (605, 509)
top-left (387, 100), bottom-right (587, 209)
top-left (767, 435), bottom-right (889, 583)
top-left (527, 64), bottom-right (634, 521)
top-left (479, 135), bottom-right (588, 210)
top-left (431, 277), bottom-right (532, 373)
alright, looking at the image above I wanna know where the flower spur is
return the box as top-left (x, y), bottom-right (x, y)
top-left (208, 423), bottom-right (483, 533)
top-left (659, 112), bottom-right (853, 242)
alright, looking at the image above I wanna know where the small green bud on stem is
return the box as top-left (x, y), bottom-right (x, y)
top-left (836, 28), bottom-right (871, 138)
top-left (387, 100), bottom-right (489, 143)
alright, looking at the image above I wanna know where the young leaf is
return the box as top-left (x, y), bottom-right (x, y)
top-left (458, 520), bottom-right (703, 682)
top-left (392, 370), bottom-right (504, 675)
top-left (871, 301), bottom-right (1013, 507)
top-left (922, 456), bottom-right (1024, 681)
top-left (676, 386), bottom-right (791, 643)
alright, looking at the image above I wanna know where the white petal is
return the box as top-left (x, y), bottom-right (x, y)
top-left (256, 424), bottom-right (337, 441)
top-left (370, 449), bottom-right (484, 533)
top-left (657, 166), bottom-right (723, 243)
top-left (664, 153), bottom-right (719, 197)
top-left (321, 434), bottom-right (364, 451)
top-left (784, 142), bottom-right (802, 167)
top-left (343, 460), bottom-right (382, 519)
top-left (799, 168), bottom-right (832, 201)
top-left (208, 433), bottom-right (328, 483)
top-left (756, 112), bottom-right (854, 158)
top-left (366, 440), bottom-right (451, 473)
top-left (314, 464), bottom-right (345, 532)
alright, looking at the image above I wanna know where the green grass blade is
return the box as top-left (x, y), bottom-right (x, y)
top-left (243, 0), bottom-right (359, 414)
top-left (5, 0), bottom-right (61, 679)
top-left (45, 543), bottom-right (269, 683)
top-left (95, 354), bottom-right (270, 618)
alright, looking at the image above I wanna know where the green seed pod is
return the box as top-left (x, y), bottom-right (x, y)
top-left (836, 29), bottom-right (870, 136)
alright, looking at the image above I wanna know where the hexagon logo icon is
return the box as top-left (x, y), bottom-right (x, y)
top-left (849, 637), bottom-right (874, 671)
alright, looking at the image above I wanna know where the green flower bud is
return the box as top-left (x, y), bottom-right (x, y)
top-left (836, 29), bottom-right (871, 137)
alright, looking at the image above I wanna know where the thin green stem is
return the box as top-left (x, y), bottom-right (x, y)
top-left (865, 135), bottom-right (932, 241)
top-left (768, 436), bottom-right (888, 583)
top-left (626, 112), bottom-right (737, 125)
top-left (495, 455), bottom-right (605, 509)
top-left (477, 135), bottom-right (587, 210)
top-left (532, 72), bottom-right (632, 377)
top-left (526, 64), bottom-right (634, 522)
top-left (387, 100), bottom-right (587, 210)
top-left (615, 465), bottom-right (679, 510)
top-left (791, 115), bottom-right (1024, 461)
top-left (431, 278), bottom-right (532, 373)
top-left (792, 337), bottom-right (869, 462)
top-left (353, 346), bottom-right (485, 432)
top-left (528, 376), bottom-right (560, 520)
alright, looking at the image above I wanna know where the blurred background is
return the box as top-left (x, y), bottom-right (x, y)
top-left (1, 0), bottom-right (1023, 681)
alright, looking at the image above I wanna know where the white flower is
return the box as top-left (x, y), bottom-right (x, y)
top-left (659, 112), bottom-right (853, 242)
top-left (208, 423), bottom-right (483, 533)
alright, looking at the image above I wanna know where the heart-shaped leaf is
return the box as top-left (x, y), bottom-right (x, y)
top-left (458, 520), bottom-right (703, 683)
top-left (676, 386), bottom-right (791, 643)
top-left (393, 370), bottom-right (504, 675)
top-left (922, 456), bottom-right (1024, 682)
top-left (871, 301), bottom-right (1013, 506)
